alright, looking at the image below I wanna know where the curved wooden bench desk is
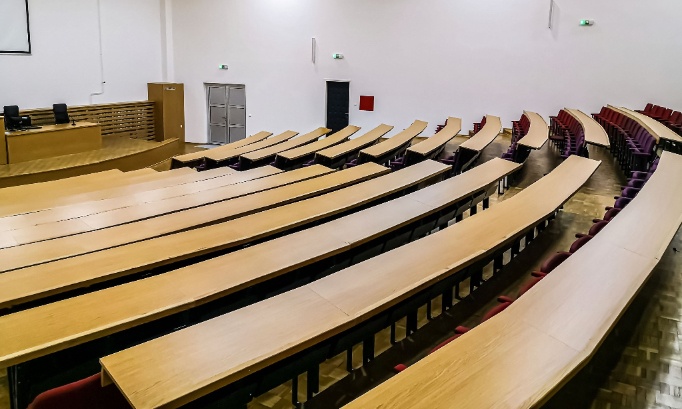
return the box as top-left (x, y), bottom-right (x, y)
top-left (274, 126), bottom-right (360, 170)
top-left (357, 121), bottom-right (427, 165)
top-left (608, 105), bottom-right (682, 151)
top-left (170, 131), bottom-right (273, 169)
top-left (0, 161), bottom-right (454, 314)
top-left (401, 117), bottom-right (461, 165)
top-left (203, 130), bottom-right (298, 168)
top-left (454, 115), bottom-right (502, 172)
top-left (314, 125), bottom-right (393, 169)
top-left (0, 167), bottom-right (278, 247)
top-left (343, 151), bottom-right (682, 409)
top-left (0, 167), bottom-right (241, 233)
top-left (0, 165), bottom-right (352, 270)
top-left (96, 156), bottom-right (599, 409)
top-left (238, 127), bottom-right (330, 170)
top-left (517, 111), bottom-right (549, 150)
top-left (565, 108), bottom-right (610, 147)
top-left (0, 168), bottom-right (167, 217)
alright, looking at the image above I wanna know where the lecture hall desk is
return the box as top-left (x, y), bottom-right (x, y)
top-left (4, 122), bottom-right (102, 163)
top-left (97, 156), bottom-right (598, 409)
top-left (342, 151), bottom-right (682, 409)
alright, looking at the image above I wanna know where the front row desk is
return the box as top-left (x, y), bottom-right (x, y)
top-left (0, 117), bottom-right (102, 165)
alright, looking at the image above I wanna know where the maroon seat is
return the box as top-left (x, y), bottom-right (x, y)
top-left (593, 207), bottom-right (621, 223)
top-left (518, 276), bottom-right (545, 297)
top-left (569, 235), bottom-right (593, 253)
top-left (28, 374), bottom-right (130, 409)
top-left (538, 251), bottom-right (572, 274)
top-left (393, 326), bottom-right (471, 373)
top-left (576, 220), bottom-right (610, 238)
top-left (481, 299), bottom-right (513, 322)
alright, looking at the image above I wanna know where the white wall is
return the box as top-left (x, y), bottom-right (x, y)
top-left (0, 0), bottom-right (164, 110)
top-left (171, 0), bottom-right (682, 143)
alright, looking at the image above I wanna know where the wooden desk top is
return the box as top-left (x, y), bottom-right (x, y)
top-left (0, 162), bottom-right (449, 367)
top-left (172, 131), bottom-right (273, 164)
top-left (277, 126), bottom-right (360, 161)
top-left (316, 125), bottom-right (394, 161)
top-left (360, 121), bottom-right (427, 158)
top-left (459, 115), bottom-right (501, 151)
top-left (241, 128), bottom-right (331, 162)
top-left (0, 169), bottom-right (121, 205)
top-left (5, 122), bottom-right (100, 137)
top-left (98, 156), bottom-right (596, 409)
top-left (0, 166), bottom-right (336, 271)
top-left (204, 131), bottom-right (298, 162)
top-left (0, 168), bottom-right (272, 248)
top-left (0, 164), bottom-right (392, 311)
top-left (0, 168), bottom-right (182, 218)
top-left (608, 106), bottom-right (682, 144)
top-left (0, 167), bottom-right (238, 234)
top-left (565, 108), bottom-right (610, 147)
top-left (407, 117), bottom-right (461, 156)
top-left (517, 111), bottom-right (548, 150)
top-left (342, 152), bottom-right (681, 409)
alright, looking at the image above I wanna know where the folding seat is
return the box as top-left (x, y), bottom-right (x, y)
top-left (389, 155), bottom-right (406, 171)
top-left (27, 374), bottom-right (130, 409)
top-left (606, 197), bottom-right (632, 211)
top-left (594, 207), bottom-right (621, 223)
top-left (576, 220), bottom-right (610, 239)
top-left (518, 275), bottom-right (545, 297)
top-left (636, 103), bottom-right (653, 114)
top-left (569, 235), bottom-right (593, 253)
top-left (618, 187), bottom-right (640, 199)
top-left (659, 108), bottom-right (673, 122)
top-left (625, 179), bottom-right (646, 189)
top-left (345, 158), bottom-right (359, 168)
top-left (662, 111), bottom-right (680, 127)
top-left (393, 326), bottom-right (471, 373)
top-left (481, 298), bottom-right (514, 321)
top-left (538, 252), bottom-right (572, 274)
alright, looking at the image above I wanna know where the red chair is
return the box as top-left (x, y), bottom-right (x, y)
top-left (518, 275), bottom-right (545, 297)
top-left (537, 251), bottom-right (572, 274)
top-left (393, 326), bottom-right (471, 373)
top-left (593, 207), bottom-right (621, 223)
top-left (576, 220), bottom-right (610, 239)
top-left (569, 235), bottom-right (592, 253)
top-left (28, 374), bottom-right (130, 409)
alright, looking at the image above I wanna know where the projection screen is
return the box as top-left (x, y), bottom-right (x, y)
top-left (0, 0), bottom-right (31, 53)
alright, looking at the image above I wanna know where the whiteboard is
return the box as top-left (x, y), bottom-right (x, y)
top-left (0, 0), bottom-right (31, 53)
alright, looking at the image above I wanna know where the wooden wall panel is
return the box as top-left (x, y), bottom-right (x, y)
top-left (20, 101), bottom-right (156, 140)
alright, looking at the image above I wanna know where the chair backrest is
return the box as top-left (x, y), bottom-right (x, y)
top-left (53, 103), bottom-right (70, 124)
top-left (613, 197), bottom-right (632, 209)
top-left (518, 276), bottom-right (544, 297)
top-left (603, 207), bottom-right (621, 221)
top-left (588, 220), bottom-right (610, 236)
top-left (482, 301), bottom-right (513, 322)
top-left (569, 235), bottom-right (593, 253)
top-left (3, 105), bottom-right (22, 130)
top-left (540, 252), bottom-right (572, 274)
top-left (28, 373), bottom-right (130, 409)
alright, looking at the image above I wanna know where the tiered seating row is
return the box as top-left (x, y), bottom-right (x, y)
top-left (390, 117), bottom-right (461, 170)
top-left (637, 103), bottom-right (682, 135)
top-left (96, 156), bottom-right (597, 409)
top-left (441, 115), bottom-right (501, 173)
top-left (2, 158), bottom-right (521, 408)
top-left (593, 106), bottom-right (659, 172)
top-left (343, 151), bottom-right (681, 409)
